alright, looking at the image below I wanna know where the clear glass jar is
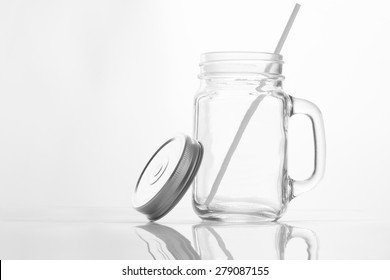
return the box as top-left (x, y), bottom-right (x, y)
top-left (193, 52), bottom-right (326, 222)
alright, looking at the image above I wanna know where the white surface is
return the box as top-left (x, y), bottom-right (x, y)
top-left (0, 209), bottom-right (389, 259)
top-left (1, 0), bottom-right (390, 220)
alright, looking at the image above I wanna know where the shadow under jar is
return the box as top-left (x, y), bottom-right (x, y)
top-left (193, 52), bottom-right (326, 222)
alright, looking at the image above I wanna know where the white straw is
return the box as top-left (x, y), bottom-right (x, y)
top-left (204, 3), bottom-right (301, 206)
top-left (274, 3), bottom-right (301, 54)
top-left (204, 95), bottom-right (266, 205)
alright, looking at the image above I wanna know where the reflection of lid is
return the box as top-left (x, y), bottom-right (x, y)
top-left (132, 134), bottom-right (203, 221)
top-left (136, 223), bottom-right (200, 260)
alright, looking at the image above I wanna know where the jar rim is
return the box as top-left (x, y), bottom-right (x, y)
top-left (200, 51), bottom-right (283, 65)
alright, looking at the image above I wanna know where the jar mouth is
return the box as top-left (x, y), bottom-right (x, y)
top-left (199, 51), bottom-right (284, 80)
top-left (200, 51), bottom-right (283, 66)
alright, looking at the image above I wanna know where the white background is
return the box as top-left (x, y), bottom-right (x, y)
top-left (1, 0), bottom-right (390, 220)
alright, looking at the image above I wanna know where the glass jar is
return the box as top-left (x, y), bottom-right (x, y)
top-left (193, 52), bottom-right (326, 222)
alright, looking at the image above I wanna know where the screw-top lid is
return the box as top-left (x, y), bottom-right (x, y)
top-left (132, 134), bottom-right (203, 221)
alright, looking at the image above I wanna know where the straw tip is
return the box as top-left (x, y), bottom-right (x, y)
top-left (273, 3), bottom-right (302, 54)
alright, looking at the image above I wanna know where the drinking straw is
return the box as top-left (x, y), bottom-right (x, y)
top-left (274, 3), bottom-right (301, 54)
top-left (204, 3), bottom-right (301, 206)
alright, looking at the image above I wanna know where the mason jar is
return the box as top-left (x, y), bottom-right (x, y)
top-left (193, 52), bottom-right (326, 222)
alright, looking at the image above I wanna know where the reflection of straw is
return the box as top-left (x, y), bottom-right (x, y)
top-left (205, 4), bottom-right (301, 206)
top-left (204, 226), bottom-right (234, 259)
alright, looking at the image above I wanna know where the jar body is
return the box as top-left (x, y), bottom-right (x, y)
top-left (193, 81), bottom-right (293, 222)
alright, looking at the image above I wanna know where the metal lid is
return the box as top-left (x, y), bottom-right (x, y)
top-left (132, 134), bottom-right (203, 221)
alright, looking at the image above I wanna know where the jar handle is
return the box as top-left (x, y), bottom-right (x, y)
top-left (289, 97), bottom-right (326, 198)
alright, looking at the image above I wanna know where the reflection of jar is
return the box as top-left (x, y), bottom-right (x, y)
top-left (193, 52), bottom-right (326, 221)
top-left (193, 223), bottom-right (318, 260)
top-left (136, 223), bottom-right (319, 260)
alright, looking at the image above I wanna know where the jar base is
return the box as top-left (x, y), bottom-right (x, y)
top-left (195, 206), bottom-right (283, 222)
top-left (193, 200), bottom-right (287, 222)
